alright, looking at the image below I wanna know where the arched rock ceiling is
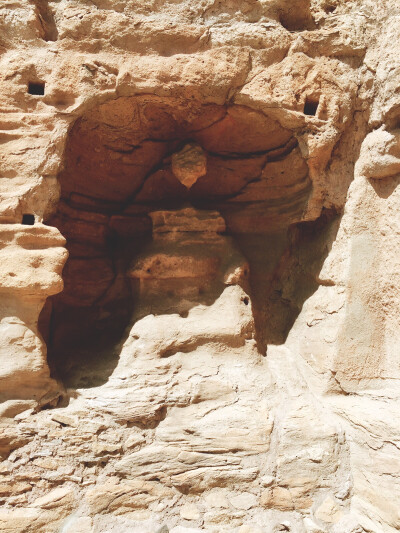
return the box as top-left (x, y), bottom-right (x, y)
top-left (57, 96), bottom-right (311, 234)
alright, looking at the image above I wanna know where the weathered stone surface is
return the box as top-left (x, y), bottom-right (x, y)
top-left (172, 143), bottom-right (207, 189)
top-left (0, 1), bottom-right (399, 532)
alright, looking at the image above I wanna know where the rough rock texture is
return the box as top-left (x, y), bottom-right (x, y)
top-left (0, 0), bottom-right (399, 531)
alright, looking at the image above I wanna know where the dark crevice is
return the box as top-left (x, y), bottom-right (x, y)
top-left (205, 140), bottom-right (296, 160)
top-left (66, 193), bottom-right (123, 214)
top-left (264, 137), bottom-right (299, 162)
top-left (126, 405), bottom-right (168, 429)
top-left (278, 6), bottom-right (316, 32)
top-left (31, 0), bottom-right (59, 41)
top-left (234, 208), bottom-right (341, 353)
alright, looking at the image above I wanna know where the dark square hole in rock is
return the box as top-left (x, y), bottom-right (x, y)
top-left (22, 214), bottom-right (35, 225)
top-left (304, 97), bottom-right (319, 116)
top-left (28, 82), bottom-right (45, 96)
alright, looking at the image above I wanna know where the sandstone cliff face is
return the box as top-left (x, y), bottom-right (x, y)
top-left (0, 1), bottom-right (399, 531)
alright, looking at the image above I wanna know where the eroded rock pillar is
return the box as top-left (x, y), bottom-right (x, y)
top-left (0, 224), bottom-right (67, 416)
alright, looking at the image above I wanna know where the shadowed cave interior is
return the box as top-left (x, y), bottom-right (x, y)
top-left (39, 96), bottom-right (339, 389)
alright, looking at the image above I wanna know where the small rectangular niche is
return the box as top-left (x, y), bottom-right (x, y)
top-left (28, 82), bottom-right (45, 96)
top-left (304, 96), bottom-right (319, 117)
top-left (22, 214), bottom-right (35, 225)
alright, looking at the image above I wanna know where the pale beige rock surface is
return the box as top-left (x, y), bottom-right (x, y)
top-left (0, 0), bottom-right (399, 532)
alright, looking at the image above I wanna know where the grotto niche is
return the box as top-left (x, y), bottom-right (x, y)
top-left (40, 95), bottom-right (336, 391)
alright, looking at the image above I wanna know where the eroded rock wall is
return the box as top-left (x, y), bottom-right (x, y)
top-left (0, 1), bottom-right (399, 532)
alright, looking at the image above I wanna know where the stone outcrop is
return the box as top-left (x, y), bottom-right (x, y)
top-left (0, 0), bottom-right (400, 532)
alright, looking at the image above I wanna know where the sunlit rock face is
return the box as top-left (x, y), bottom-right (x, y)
top-left (1, 1), bottom-right (400, 532)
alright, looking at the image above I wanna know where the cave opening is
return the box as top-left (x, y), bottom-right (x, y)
top-left (22, 213), bottom-right (35, 225)
top-left (28, 81), bottom-right (45, 95)
top-left (39, 96), bottom-right (336, 390)
top-left (304, 96), bottom-right (320, 117)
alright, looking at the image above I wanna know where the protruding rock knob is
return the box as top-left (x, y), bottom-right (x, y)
top-left (171, 142), bottom-right (207, 189)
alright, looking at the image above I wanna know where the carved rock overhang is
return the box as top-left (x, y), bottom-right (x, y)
top-left (39, 93), bottom-right (344, 388)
